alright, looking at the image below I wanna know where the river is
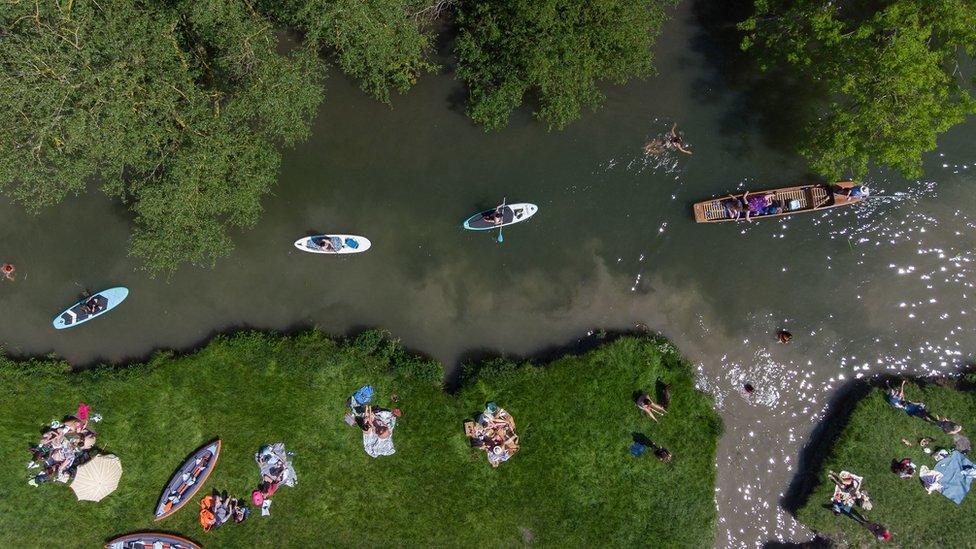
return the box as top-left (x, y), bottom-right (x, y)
top-left (1, 2), bottom-right (974, 547)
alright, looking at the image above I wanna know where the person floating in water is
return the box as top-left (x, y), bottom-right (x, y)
top-left (667, 123), bottom-right (693, 155)
top-left (1, 263), bottom-right (15, 281)
top-left (643, 122), bottom-right (693, 156)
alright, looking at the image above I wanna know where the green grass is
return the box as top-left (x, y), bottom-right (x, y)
top-left (796, 379), bottom-right (976, 547)
top-left (0, 331), bottom-right (721, 547)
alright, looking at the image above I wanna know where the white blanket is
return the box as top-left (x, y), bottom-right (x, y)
top-left (363, 411), bottom-right (396, 458)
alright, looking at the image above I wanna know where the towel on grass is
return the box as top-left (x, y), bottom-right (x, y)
top-left (934, 450), bottom-right (974, 505)
top-left (363, 410), bottom-right (396, 458)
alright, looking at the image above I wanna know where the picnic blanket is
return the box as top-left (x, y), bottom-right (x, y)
top-left (363, 410), bottom-right (396, 458)
top-left (255, 443), bottom-right (297, 487)
top-left (934, 450), bottom-right (975, 505)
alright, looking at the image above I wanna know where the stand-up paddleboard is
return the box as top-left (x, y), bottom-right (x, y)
top-left (463, 203), bottom-right (538, 231)
top-left (294, 234), bottom-right (372, 254)
top-left (106, 532), bottom-right (201, 549)
top-left (53, 287), bottom-right (129, 330)
top-left (154, 439), bottom-right (221, 521)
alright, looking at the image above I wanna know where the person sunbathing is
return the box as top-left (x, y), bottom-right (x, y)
top-left (886, 380), bottom-right (936, 422)
top-left (636, 392), bottom-right (668, 421)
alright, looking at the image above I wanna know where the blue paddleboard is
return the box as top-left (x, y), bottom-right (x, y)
top-left (52, 287), bottom-right (129, 330)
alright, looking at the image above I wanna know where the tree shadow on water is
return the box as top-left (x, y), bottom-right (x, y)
top-left (687, 0), bottom-right (823, 160)
top-left (779, 378), bottom-right (872, 522)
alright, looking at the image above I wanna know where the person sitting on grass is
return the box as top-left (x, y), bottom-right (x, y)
top-left (885, 380), bottom-right (936, 422)
top-left (932, 415), bottom-right (963, 435)
top-left (467, 403), bottom-right (519, 468)
top-left (828, 470), bottom-right (871, 513)
top-left (635, 392), bottom-right (668, 422)
top-left (890, 458), bottom-right (916, 479)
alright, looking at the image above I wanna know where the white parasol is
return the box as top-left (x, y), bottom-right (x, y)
top-left (70, 454), bottom-right (122, 502)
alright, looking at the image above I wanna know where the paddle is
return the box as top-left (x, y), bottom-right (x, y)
top-left (496, 197), bottom-right (506, 244)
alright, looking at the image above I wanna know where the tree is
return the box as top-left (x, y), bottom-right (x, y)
top-left (455, 0), bottom-right (677, 130)
top-left (740, 0), bottom-right (976, 179)
top-left (263, 0), bottom-right (446, 103)
top-left (0, 0), bottom-right (324, 274)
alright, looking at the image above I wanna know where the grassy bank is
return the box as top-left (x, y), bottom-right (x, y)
top-left (0, 331), bottom-right (721, 547)
top-left (796, 378), bottom-right (976, 546)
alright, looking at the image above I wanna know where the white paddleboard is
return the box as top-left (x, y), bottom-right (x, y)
top-left (463, 203), bottom-right (539, 231)
top-left (294, 234), bottom-right (372, 254)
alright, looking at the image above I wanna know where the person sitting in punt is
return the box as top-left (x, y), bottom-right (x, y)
top-left (831, 183), bottom-right (870, 199)
top-left (742, 191), bottom-right (782, 222)
top-left (722, 195), bottom-right (747, 220)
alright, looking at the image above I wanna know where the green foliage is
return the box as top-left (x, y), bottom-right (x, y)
top-left (263, 0), bottom-right (440, 103)
top-left (0, 332), bottom-right (719, 546)
top-left (0, 0), bottom-right (324, 275)
top-left (741, 0), bottom-right (976, 179)
top-left (796, 381), bottom-right (976, 545)
top-left (455, 0), bottom-right (677, 130)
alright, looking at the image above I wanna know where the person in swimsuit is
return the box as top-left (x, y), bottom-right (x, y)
top-left (667, 123), bottom-right (693, 155)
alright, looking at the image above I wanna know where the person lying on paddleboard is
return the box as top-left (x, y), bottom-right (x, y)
top-left (316, 237), bottom-right (338, 252)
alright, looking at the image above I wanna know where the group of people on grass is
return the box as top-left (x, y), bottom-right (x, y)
top-left (198, 442), bottom-right (297, 530)
top-left (827, 470), bottom-right (890, 541)
top-left (884, 381), bottom-right (972, 495)
top-left (26, 404), bottom-right (99, 486)
top-left (828, 380), bottom-right (973, 541)
top-left (631, 386), bottom-right (673, 461)
top-left (253, 443), bottom-right (297, 515)
top-left (345, 385), bottom-right (400, 458)
top-left (465, 403), bottom-right (519, 468)
top-left (200, 490), bottom-right (250, 531)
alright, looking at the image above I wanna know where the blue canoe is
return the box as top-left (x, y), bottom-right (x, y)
top-left (53, 287), bottom-right (129, 330)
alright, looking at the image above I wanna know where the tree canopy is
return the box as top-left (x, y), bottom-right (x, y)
top-left (740, 0), bottom-right (976, 179)
top-left (0, 0), bottom-right (324, 275)
top-left (455, 0), bottom-right (677, 130)
top-left (263, 0), bottom-right (444, 103)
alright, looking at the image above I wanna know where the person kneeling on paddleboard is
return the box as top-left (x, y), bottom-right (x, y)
top-left (482, 206), bottom-right (505, 225)
top-left (83, 297), bottom-right (102, 315)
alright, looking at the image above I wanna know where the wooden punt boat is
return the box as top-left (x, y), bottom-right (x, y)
top-left (154, 439), bottom-right (220, 521)
top-left (693, 181), bottom-right (863, 223)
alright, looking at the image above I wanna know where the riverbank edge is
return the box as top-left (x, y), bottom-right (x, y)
top-left (0, 328), bottom-right (723, 547)
top-left (787, 373), bottom-right (976, 546)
